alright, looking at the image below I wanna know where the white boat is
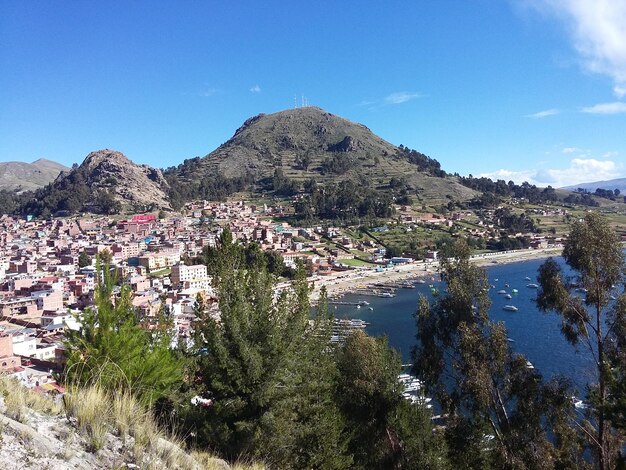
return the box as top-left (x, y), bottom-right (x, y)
top-left (525, 277), bottom-right (531, 281)
top-left (527, 283), bottom-right (539, 289)
top-left (503, 305), bottom-right (518, 312)
top-left (497, 289), bottom-right (507, 294)
top-left (504, 294), bottom-right (512, 299)
top-left (526, 361), bottom-right (534, 369)
top-left (571, 397), bottom-right (589, 409)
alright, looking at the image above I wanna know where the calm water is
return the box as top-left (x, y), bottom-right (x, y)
top-left (333, 257), bottom-right (599, 392)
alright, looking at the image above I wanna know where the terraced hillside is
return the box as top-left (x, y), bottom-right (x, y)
top-left (167, 107), bottom-right (476, 205)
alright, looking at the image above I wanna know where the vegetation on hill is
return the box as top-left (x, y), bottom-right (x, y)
top-left (164, 107), bottom-right (476, 211)
top-left (8, 149), bottom-right (171, 217)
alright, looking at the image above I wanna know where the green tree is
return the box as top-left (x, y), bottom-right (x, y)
top-left (191, 250), bottom-right (348, 467)
top-left (414, 240), bottom-right (583, 469)
top-left (536, 212), bottom-right (626, 469)
top-left (63, 255), bottom-right (184, 405)
top-left (78, 251), bottom-right (91, 268)
top-left (336, 330), bottom-right (447, 469)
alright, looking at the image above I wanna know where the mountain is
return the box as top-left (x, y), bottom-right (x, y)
top-left (166, 107), bottom-right (476, 206)
top-left (0, 158), bottom-right (69, 192)
top-left (23, 149), bottom-right (171, 215)
top-left (562, 177), bottom-right (626, 194)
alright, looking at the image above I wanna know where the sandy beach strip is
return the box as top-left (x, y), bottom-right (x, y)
top-left (309, 246), bottom-right (563, 301)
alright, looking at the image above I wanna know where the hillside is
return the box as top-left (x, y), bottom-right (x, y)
top-left (23, 149), bottom-right (171, 216)
top-left (0, 158), bottom-right (69, 192)
top-left (562, 177), bottom-right (626, 194)
top-left (166, 107), bottom-right (476, 206)
top-left (0, 376), bottom-right (244, 469)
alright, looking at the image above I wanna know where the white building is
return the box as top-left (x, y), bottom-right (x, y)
top-left (171, 264), bottom-right (211, 292)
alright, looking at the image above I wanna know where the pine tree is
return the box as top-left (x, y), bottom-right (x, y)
top-left (191, 246), bottom-right (349, 467)
top-left (63, 256), bottom-right (184, 405)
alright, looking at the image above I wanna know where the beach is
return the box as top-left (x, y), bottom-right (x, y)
top-left (309, 246), bottom-right (562, 301)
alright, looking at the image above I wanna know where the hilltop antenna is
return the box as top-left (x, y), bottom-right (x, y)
top-left (301, 94), bottom-right (304, 108)
top-left (294, 94), bottom-right (297, 109)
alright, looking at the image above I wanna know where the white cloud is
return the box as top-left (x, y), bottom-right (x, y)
top-left (480, 157), bottom-right (622, 188)
top-left (526, 0), bottom-right (626, 97)
top-left (198, 87), bottom-right (219, 97)
top-left (360, 91), bottom-right (422, 110)
top-left (581, 101), bottom-right (626, 114)
top-left (614, 84), bottom-right (626, 98)
top-left (526, 108), bottom-right (560, 118)
top-left (249, 85), bottom-right (261, 93)
top-left (480, 168), bottom-right (537, 183)
top-left (384, 92), bottom-right (421, 104)
top-left (562, 146), bottom-right (580, 153)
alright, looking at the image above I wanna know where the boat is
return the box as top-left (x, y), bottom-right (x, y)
top-left (416, 279), bottom-right (426, 284)
top-left (504, 283), bottom-right (510, 288)
top-left (571, 397), bottom-right (589, 409)
top-left (525, 277), bottom-right (531, 281)
top-left (504, 294), bottom-right (512, 299)
top-left (526, 361), bottom-right (534, 369)
top-left (497, 289), bottom-right (507, 294)
top-left (379, 292), bottom-right (394, 298)
top-left (527, 283), bottom-right (539, 289)
top-left (356, 305), bottom-right (361, 309)
top-left (368, 307), bottom-right (374, 311)
top-left (511, 288), bottom-right (518, 293)
top-left (503, 305), bottom-right (518, 312)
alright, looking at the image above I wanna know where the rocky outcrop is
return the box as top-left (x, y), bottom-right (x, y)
top-left (78, 149), bottom-right (171, 211)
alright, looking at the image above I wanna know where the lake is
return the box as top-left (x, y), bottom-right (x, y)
top-left (332, 256), bottom-right (600, 393)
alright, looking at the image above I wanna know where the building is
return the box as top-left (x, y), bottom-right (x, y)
top-left (171, 264), bottom-right (211, 292)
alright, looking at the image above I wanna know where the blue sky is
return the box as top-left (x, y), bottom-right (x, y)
top-left (1, 0), bottom-right (625, 188)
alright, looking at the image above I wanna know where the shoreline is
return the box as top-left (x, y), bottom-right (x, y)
top-left (310, 247), bottom-right (562, 302)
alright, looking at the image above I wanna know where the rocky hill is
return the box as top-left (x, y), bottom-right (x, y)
top-left (0, 158), bottom-right (69, 192)
top-left (23, 149), bottom-right (171, 216)
top-left (165, 107), bottom-right (476, 207)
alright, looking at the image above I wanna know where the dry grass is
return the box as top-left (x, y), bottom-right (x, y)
top-left (63, 384), bottom-right (110, 451)
top-left (0, 374), bottom-right (63, 423)
top-left (1, 374), bottom-right (263, 468)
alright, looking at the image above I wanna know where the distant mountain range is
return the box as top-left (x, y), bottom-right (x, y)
top-left (561, 178), bottom-right (626, 193)
top-left (0, 158), bottom-right (69, 192)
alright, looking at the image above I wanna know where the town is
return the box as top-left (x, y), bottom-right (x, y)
top-left (0, 198), bottom-right (571, 393)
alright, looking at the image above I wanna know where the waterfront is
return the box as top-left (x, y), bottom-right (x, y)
top-left (332, 256), bottom-right (600, 393)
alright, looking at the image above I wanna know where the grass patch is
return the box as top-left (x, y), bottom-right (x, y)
top-left (0, 374), bottom-right (63, 422)
top-left (148, 268), bottom-right (171, 278)
top-left (340, 258), bottom-right (376, 267)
